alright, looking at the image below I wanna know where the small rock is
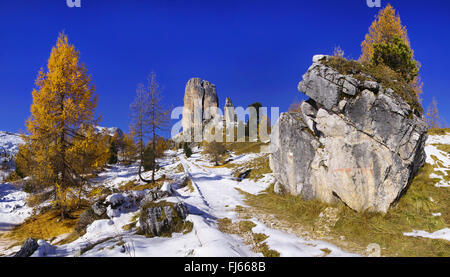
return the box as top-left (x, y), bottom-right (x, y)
top-left (273, 182), bottom-right (285, 195)
top-left (313, 55), bottom-right (328, 63)
top-left (92, 200), bottom-right (107, 216)
top-left (363, 81), bottom-right (379, 91)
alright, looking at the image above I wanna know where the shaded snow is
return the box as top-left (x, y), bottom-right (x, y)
top-left (403, 228), bottom-right (450, 242)
top-left (0, 183), bottom-right (32, 231)
top-left (0, 131), bottom-right (24, 155)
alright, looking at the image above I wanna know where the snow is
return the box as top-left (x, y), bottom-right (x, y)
top-left (0, 131), bottom-right (24, 156)
top-left (16, 149), bottom-right (356, 257)
top-left (0, 131), bottom-right (24, 182)
top-left (0, 183), bottom-right (32, 231)
top-left (94, 126), bottom-right (123, 137)
top-left (403, 228), bottom-right (450, 242)
top-left (424, 133), bottom-right (450, 188)
top-left (1, 131), bottom-right (448, 257)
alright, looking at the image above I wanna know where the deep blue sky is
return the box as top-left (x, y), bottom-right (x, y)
top-left (1, 0), bottom-right (449, 136)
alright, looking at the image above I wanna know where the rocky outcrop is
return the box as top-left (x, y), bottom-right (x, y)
top-left (182, 78), bottom-right (219, 132)
top-left (270, 55), bottom-right (428, 213)
top-left (139, 201), bottom-right (189, 237)
top-left (224, 97), bottom-right (235, 124)
top-left (13, 238), bottom-right (39, 257)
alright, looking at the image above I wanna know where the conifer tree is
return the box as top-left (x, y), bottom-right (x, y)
top-left (361, 3), bottom-right (422, 95)
top-left (130, 72), bottom-right (169, 184)
top-left (120, 133), bottom-right (138, 164)
top-left (25, 32), bottom-right (101, 217)
top-left (360, 4), bottom-right (410, 63)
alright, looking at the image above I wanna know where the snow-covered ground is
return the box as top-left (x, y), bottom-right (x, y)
top-left (0, 183), bottom-right (32, 231)
top-left (0, 131), bottom-right (449, 257)
top-left (0, 131), bottom-right (24, 182)
top-left (425, 133), bottom-right (450, 188)
top-left (0, 131), bottom-right (23, 156)
top-left (403, 228), bottom-right (450, 242)
top-left (22, 150), bottom-right (355, 257)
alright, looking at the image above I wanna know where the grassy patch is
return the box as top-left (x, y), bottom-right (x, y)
top-left (174, 163), bottom-right (185, 173)
top-left (79, 237), bottom-right (114, 256)
top-left (8, 208), bottom-right (85, 243)
top-left (226, 154), bottom-right (272, 182)
top-left (227, 141), bottom-right (268, 156)
top-left (183, 221), bottom-right (194, 234)
top-left (119, 176), bottom-right (168, 192)
top-left (428, 128), bottom-right (450, 136)
top-left (432, 144), bottom-right (450, 154)
top-left (257, 242), bottom-right (281, 257)
top-left (217, 217), bottom-right (279, 257)
top-left (122, 213), bottom-right (140, 231)
top-left (240, 163), bottom-right (450, 257)
top-left (181, 177), bottom-right (194, 193)
top-left (252, 233), bottom-right (268, 244)
top-left (321, 248), bottom-right (332, 256)
top-left (87, 187), bottom-right (104, 198)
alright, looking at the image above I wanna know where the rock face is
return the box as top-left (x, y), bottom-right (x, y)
top-left (182, 78), bottom-right (219, 132)
top-left (224, 97), bottom-right (235, 124)
top-left (139, 201), bottom-right (189, 237)
top-left (14, 238), bottom-right (39, 257)
top-left (270, 55), bottom-right (428, 213)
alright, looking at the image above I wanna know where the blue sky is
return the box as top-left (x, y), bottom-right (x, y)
top-left (1, 0), bottom-right (449, 136)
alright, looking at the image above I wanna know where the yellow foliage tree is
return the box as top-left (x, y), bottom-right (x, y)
top-left (25, 32), bottom-right (102, 217)
top-left (119, 133), bottom-right (137, 164)
top-left (360, 4), bottom-right (410, 63)
top-left (360, 3), bottom-right (422, 95)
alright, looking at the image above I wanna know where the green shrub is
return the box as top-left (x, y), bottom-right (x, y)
top-left (372, 36), bottom-right (419, 83)
top-left (183, 143), bottom-right (192, 158)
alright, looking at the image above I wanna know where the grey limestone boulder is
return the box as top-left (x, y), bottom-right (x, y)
top-left (270, 55), bottom-right (427, 213)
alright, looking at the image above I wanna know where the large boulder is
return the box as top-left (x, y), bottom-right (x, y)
top-left (182, 78), bottom-right (219, 132)
top-left (270, 55), bottom-right (428, 213)
top-left (139, 201), bottom-right (189, 237)
top-left (13, 238), bottom-right (39, 257)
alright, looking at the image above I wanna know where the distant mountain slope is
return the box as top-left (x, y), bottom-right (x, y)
top-left (0, 131), bottom-right (24, 156)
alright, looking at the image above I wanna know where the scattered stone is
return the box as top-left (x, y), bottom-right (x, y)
top-left (92, 200), bottom-right (107, 217)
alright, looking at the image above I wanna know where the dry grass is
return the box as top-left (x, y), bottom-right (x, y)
top-left (119, 176), bottom-right (168, 192)
top-left (174, 163), bottom-right (185, 173)
top-left (122, 213), bottom-right (140, 231)
top-left (7, 208), bottom-right (85, 243)
top-left (321, 56), bottom-right (423, 114)
top-left (217, 217), bottom-right (280, 257)
top-left (185, 178), bottom-right (194, 193)
top-left (240, 163), bottom-right (450, 257)
top-left (87, 186), bottom-right (104, 198)
top-left (433, 144), bottom-right (450, 154)
top-left (227, 140), bottom-right (268, 156)
top-left (428, 128), bottom-right (450, 136)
